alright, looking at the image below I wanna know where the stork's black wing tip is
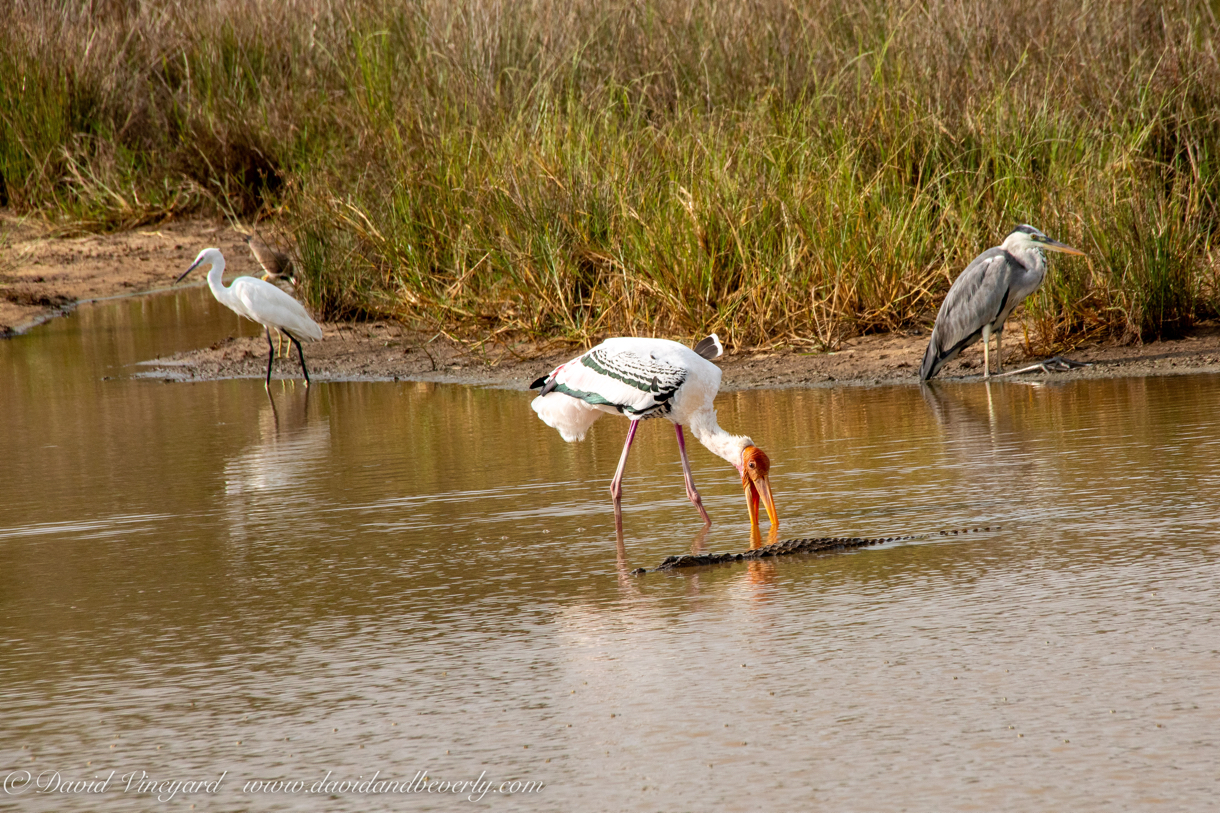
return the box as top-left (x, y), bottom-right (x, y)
top-left (693, 334), bottom-right (724, 361)
top-left (529, 376), bottom-right (549, 390)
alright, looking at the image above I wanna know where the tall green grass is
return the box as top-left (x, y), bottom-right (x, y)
top-left (3, 0), bottom-right (1219, 349)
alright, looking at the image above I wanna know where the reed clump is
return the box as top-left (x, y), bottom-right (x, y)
top-left (3, 0), bottom-right (1218, 349)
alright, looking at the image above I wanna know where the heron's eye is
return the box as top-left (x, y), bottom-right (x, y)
top-left (748, 462), bottom-right (756, 469)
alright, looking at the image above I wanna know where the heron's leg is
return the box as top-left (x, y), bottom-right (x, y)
top-left (287, 332), bottom-right (311, 387)
top-left (274, 328), bottom-right (286, 359)
top-left (264, 327), bottom-right (276, 390)
top-left (609, 420), bottom-right (641, 540)
top-left (981, 324), bottom-right (992, 378)
top-left (675, 425), bottom-right (712, 526)
top-left (995, 327), bottom-right (1004, 374)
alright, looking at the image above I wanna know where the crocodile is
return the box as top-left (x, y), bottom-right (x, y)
top-left (632, 526), bottom-right (997, 574)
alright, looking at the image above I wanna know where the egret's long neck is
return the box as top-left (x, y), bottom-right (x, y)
top-left (686, 408), bottom-right (750, 471)
top-left (206, 255), bottom-right (230, 304)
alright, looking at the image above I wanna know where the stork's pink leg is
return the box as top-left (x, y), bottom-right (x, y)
top-left (610, 420), bottom-right (641, 539)
top-left (675, 425), bottom-right (712, 526)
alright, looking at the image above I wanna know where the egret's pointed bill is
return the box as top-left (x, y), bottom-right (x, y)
top-left (175, 256), bottom-right (207, 284)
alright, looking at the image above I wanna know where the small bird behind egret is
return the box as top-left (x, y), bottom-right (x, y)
top-left (245, 233), bottom-right (299, 358)
top-left (920, 224), bottom-right (1086, 381)
top-left (246, 233), bottom-right (297, 286)
top-left (530, 334), bottom-right (778, 541)
top-left (176, 248), bottom-right (324, 388)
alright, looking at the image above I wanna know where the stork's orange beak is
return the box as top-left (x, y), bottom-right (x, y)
top-left (742, 446), bottom-right (778, 530)
top-left (745, 475), bottom-right (779, 529)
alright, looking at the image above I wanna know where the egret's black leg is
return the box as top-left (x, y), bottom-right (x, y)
top-left (265, 327), bottom-right (276, 389)
top-left (288, 332), bottom-right (311, 387)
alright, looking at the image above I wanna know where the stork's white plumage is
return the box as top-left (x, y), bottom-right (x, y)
top-left (530, 334), bottom-right (778, 540)
top-left (176, 248), bottom-right (324, 388)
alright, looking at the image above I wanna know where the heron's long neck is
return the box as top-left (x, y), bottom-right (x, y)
top-left (1006, 244), bottom-right (1047, 282)
top-left (686, 408), bottom-right (749, 470)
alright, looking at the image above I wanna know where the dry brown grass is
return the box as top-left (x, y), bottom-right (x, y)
top-left (3, 0), bottom-right (1219, 348)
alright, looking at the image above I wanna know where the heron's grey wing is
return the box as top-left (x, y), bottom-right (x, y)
top-left (920, 249), bottom-right (1017, 380)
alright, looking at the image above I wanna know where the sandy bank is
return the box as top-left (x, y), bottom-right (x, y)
top-left (6, 215), bottom-right (1220, 389)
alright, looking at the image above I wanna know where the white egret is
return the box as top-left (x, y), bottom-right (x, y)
top-left (530, 334), bottom-right (778, 540)
top-left (176, 248), bottom-right (324, 388)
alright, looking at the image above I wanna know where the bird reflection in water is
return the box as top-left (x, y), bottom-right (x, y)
top-left (922, 381), bottom-right (1003, 458)
top-left (223, 389), bottom-right (330, 547)
top-left (744, 526), bottom-right (781, 590)
top-left (921, 381), bottom-right (1052, 514)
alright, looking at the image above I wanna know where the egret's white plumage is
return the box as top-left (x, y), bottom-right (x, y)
top-left (530, 334), bottom-right (777, 540)
top-left (246, 234), bottom-right (300, 358)
top-left (177, 248), bottom-right (323, 387)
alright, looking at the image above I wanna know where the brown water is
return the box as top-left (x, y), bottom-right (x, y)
top-left (3, 290), bottom-right (1220, 811)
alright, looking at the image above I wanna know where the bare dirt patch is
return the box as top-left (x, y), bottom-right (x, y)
top-left (0, 215), bottom-right (258, 335)
top-left (146, 310), bottom-right (1220, 391)
top-left (7, 216), bottom-right (1220, 388)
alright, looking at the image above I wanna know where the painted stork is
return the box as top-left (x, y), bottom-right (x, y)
top-left (530, 334), bottom-right (778, 539)
top-left (176, 248), bottom-right (324, 388)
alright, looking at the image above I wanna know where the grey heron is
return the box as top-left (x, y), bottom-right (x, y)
top-left (919, 224), bottom-right (1085, 381)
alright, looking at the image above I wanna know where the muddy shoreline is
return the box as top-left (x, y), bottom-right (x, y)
top-left (7, 215), bottom-right (1220, 389)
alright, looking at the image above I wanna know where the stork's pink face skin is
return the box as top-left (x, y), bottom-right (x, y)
top-left (741, 445), bottom-right (778, 530)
